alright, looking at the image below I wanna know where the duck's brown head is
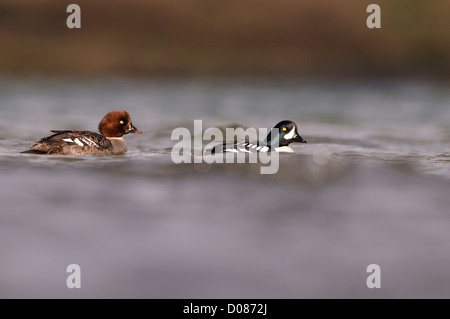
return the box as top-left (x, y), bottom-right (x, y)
top-left (98, 110), bottom-right (142, 138)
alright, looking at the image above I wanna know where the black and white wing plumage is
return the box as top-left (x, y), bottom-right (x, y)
top-left (208, 138), bottom-right (270, 155)
top-left (23, 130), bottom-right (112, 155)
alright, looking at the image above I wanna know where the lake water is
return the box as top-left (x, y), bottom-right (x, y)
top-left (0, 77), bottom-right (450, 298)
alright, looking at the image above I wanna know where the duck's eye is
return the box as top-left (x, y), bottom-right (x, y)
top-left (282, 127), bottom-right (287, 132)
top-left (120, 120), bottom-right (124, 125)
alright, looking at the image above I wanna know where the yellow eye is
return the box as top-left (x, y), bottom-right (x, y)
top-left (120, 120), bottom-right (124, 125)
top-left (282, 127), bottom-right (287, 132)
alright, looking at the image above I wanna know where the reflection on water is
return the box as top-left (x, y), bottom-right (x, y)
top-left (0, 78), bottom-right (450, 298)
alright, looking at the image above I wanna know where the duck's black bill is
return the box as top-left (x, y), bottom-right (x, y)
top-left (292, 134), bottom-right (307, 143)
top-left (127, 123), bottom-right (142, 134)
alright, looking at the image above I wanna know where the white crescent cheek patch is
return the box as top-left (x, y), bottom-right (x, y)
top-left (284, 127), bottom-right (296, 140)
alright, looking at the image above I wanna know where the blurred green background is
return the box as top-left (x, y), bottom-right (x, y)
top-left (0, 0), bottom-right (449, 78)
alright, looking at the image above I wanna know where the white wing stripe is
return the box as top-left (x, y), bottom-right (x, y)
top-left (73, 138), bottom-right (84, 147)
top-left (62, 136), bottom-right (99, 147)
top-left (81, 137), bottom-right (98, 147)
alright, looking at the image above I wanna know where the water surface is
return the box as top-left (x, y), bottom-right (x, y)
top-left (1, 78), bottom-right (449, 298)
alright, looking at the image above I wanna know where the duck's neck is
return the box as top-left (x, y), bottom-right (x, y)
top-left (264, 130), bottom-right (288, 148)
top-left (106, 137), bottom-right (127, 154)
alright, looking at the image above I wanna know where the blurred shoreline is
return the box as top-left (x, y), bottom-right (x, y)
top-left (0, 0), bottom-right (449, 79)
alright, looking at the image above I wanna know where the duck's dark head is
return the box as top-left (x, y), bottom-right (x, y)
top-left (99, 110), bottom-right (142, 138)
top-left (265, 120), bottom-right (307, 147)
